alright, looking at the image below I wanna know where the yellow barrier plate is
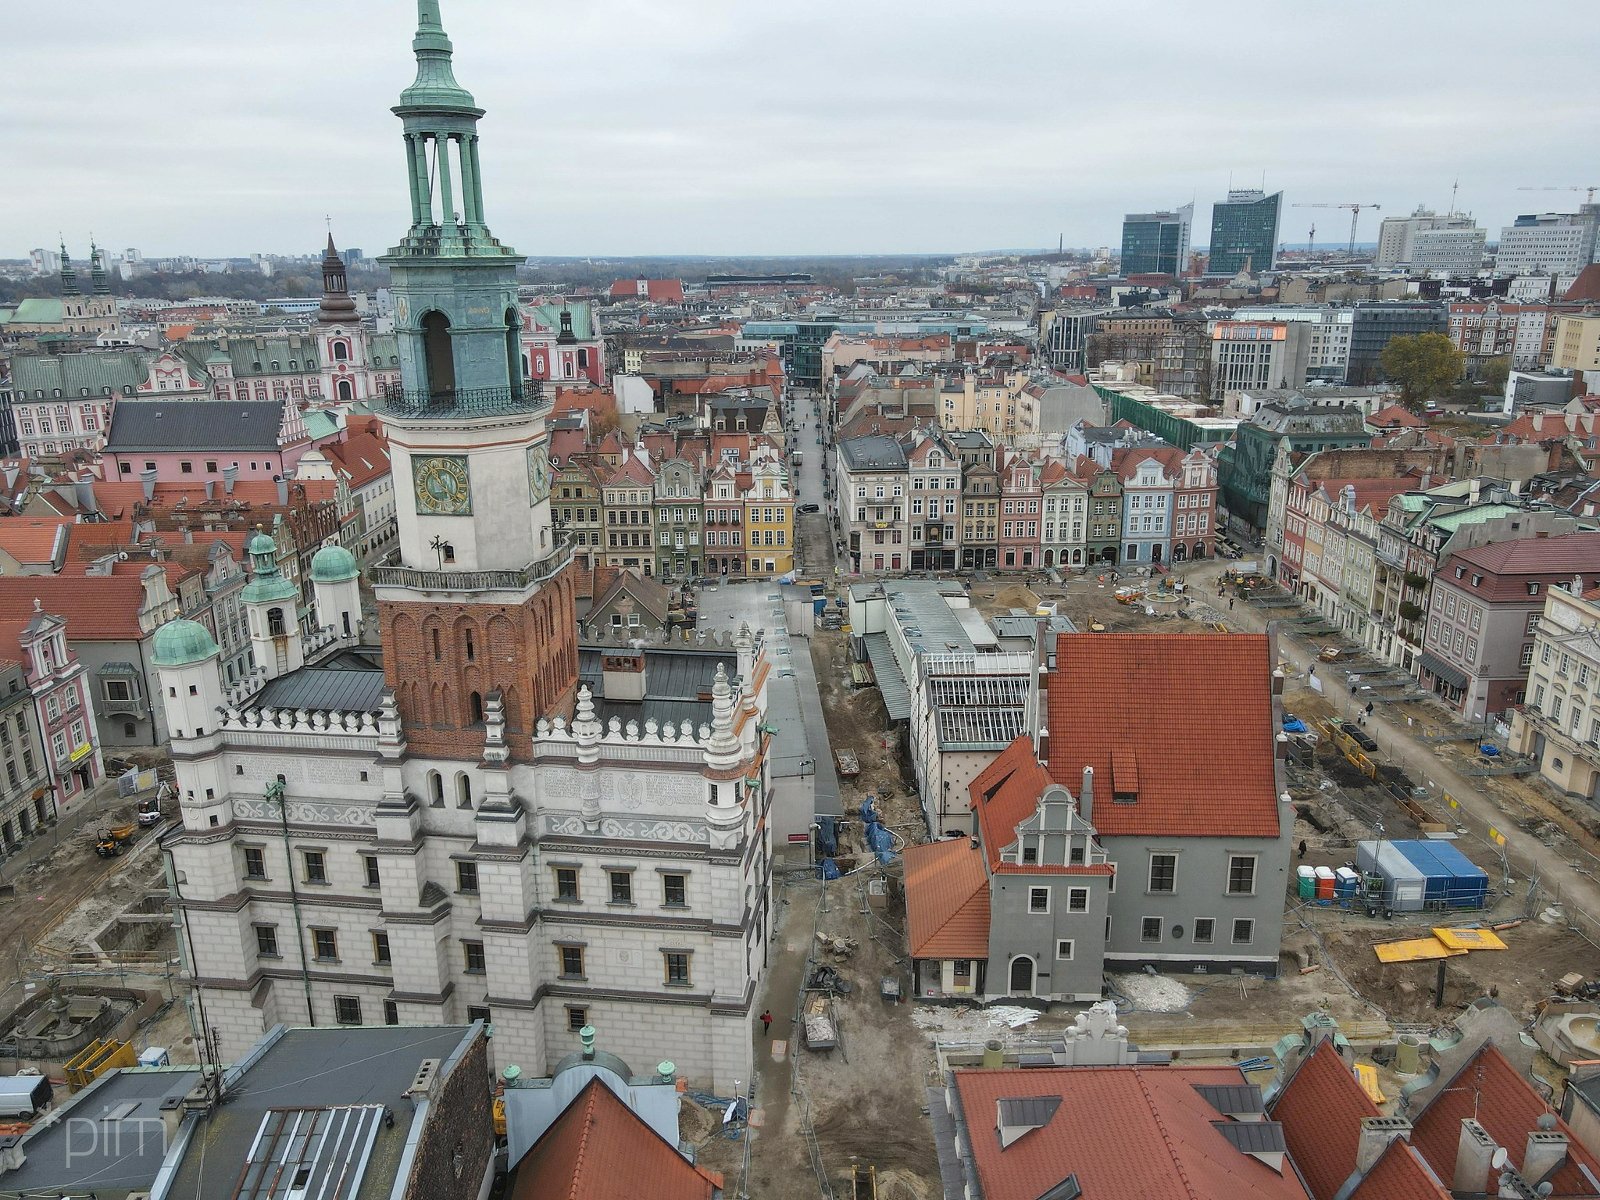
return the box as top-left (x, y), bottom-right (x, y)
top-left (1432, 927), bottom-right (1507, 951)
top-left (1374, 938), bottom-right (1468, 963)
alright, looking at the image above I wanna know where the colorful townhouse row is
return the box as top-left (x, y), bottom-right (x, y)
top-left (833, 424), bottom-right (1220, 575)
top-left (548, 423), bottom-right (795, 582)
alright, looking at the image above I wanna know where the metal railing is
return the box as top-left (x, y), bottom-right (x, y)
top-left (368, 537), bottom-right (572, 592)
top-left (380, 385), bottom-right (549, 419)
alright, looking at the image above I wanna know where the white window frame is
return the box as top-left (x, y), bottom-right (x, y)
top-left (1193, 917), bottom-right (1216, 945)
top-left (1231, 918), bottom-right (1255, 945)
top-left (1027, 886), bottom-right (1050, 914)
top-left (1226, 854), bottom-right (1257, 897)
top-left (1140, 916), bottom-right (1162, 943)
top-left (1147, 852), bottom-right (1178, 894)
top-left (1056, 939), bottom-right (1075, 960)
top-left (1067, 887), bottom-right (1089, 912)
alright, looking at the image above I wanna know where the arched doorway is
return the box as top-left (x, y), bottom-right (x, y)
top-left (1043, 550), bottom-right (1055, 567)
top-left (1194, 541), bottom-right (1206, 560)
top-left (1173, 543), bottom-right (1187, 562)
top-left (1008, 956), bottom-right (1035, 996)
top-left (421, 310), bottom-right (455, 398)
top-left (1152, 543), bottom-right (1163, 564)
top-left (336, 378), bottom-right (353, 402)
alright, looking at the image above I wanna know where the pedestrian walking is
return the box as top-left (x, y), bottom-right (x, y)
top-left (1228, 598), bottom-right (1234, 610)
top-left (760, 1009), bottom-right (773, 1037)
top-left (1297, 838), bottom-right (1308, 860)
top-left (1365, 701), bottom-right (1374, 718)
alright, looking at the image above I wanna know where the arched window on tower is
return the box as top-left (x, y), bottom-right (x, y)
top-left (464, 628), bottom-right (475, 662)
top-left (427, 770), bottom-right (444, 807)
top-left (333, 341), bottom-right (349, 361)
top-left (421, 310), bottom-right (455, 400)
top-left (456, 773), bottom-right (472, 809)
top-left (336, 379), bottom-right (353, 402)
top-left (267, 607), bottom-right (286, 637)
top-left (468, 691), bottom-right (484, 724)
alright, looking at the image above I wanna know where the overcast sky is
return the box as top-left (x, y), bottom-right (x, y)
top-left (9, 0), bottom-right (1596, 260)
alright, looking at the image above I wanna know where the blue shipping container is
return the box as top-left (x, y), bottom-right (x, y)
top-left (1392, 839), bottom-right (1487, 910)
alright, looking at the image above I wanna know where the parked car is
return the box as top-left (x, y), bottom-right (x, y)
top-left (797, 502), bottom-right (820, 515)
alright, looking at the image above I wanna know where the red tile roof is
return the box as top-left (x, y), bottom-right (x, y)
top-left (1409, 1042), bottom-right (1600, 1197)
top-left (1269, 1040), bottom-right (1380, 1200)
top-left (0, 517), bottom-right (70, 567)
top-left (903, 836), bottom-right (990, 959)
top-left (1307, 477), bottom-right (1412, 520)
top-left (1451, 530), bottom-right (1600, 576)
top-left (1565, 264), bottom-right (1600, 303)
top-left (321, 431), bottom-right (391, 490)
top-left (952, 1065), bottom-right (1311, 1200)
top-left (1368, 404), bottom-right (1427, 429)
top-left (508, 1077), bottom-right (717, 1200)
top-left (1349, 1141), bottom-right (1450, 1200)
top-left (0, 573), bottom-right (156, 641)
top-left (969, 736), bottom-right (1112, 877)
top-left (1045, 633), bottom-right (1282, 838)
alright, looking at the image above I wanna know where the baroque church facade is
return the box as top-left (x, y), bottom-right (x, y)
top-left (157, 1), bottom-right (772, 1092)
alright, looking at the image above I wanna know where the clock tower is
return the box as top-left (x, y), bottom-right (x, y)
top-left (374, 0), bottom-right (574, 760)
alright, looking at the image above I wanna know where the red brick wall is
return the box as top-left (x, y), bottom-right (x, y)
top-left (380, 566), bottom-right (578, 762)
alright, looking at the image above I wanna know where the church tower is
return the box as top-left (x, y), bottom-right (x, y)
top-left (374, 0), bottom-right (575, 761)
top-left (315, 235), bottom-right (370, 403)
top-left (86, 242), bottom-right (118, 335)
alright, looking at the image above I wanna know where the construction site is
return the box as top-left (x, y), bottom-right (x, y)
top-left (696, 556), bottom-right (1600, 1200)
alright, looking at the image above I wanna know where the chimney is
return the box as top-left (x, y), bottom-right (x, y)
top-left (223, 463), bottom-right (238, 494)
top-left (204, 478), bottom-right (215, 501)
top-left (275, 475), bottom-right (288, 506)
top-left (1344, 483), bottom-right (1357, 516)
top-left (1523, 1124), bottom-right (1569, 1186)
top-left (74, 477), bottom-right (98, 514)
top-left (1469, 477), bottom-right (1482, 505)
top-left (140, 468), bottom-right (158, 502)
top-left (1355, 1117), bottom-right (1412, 1176)
top-left (1, 465), bottom-right (16, 490)
top-left (1272, 667), bottom-right (1286, 696)
top-left (1454, 1119), bottom-right (1500, 1194)
top-left (601, 651), bottom-right (647, 703)
top-left (1079, 766), bottom-right (1093, 823)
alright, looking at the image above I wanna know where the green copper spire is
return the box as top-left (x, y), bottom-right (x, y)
top-left (59, 240), bottom-right (79, 296)
top-left (397, 0), bottom-right (479, 116)
top-left (90, 240), bottom-right (110, 295)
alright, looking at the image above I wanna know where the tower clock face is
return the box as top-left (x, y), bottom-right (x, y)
top-left (414, 455), bottom-right (472, 515)
top-left (527, 442), bottom-right (551, 504)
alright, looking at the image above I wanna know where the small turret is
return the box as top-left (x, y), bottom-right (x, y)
top-left (310, 543), bottom-right (361, 641)
top-left (702, 664), bottom-right (746, 851)
top-left (317, 235), bottom-right (359, 326)
top-left (241, 528), bottom-right (303, 681)
top-left (151, 617), bottom-right (229, 830)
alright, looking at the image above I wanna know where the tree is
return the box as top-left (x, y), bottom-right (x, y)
top-left (1380, 333), bottom-right (1465, 411)
top-left (1482, 355), bottom-right (1511, 394)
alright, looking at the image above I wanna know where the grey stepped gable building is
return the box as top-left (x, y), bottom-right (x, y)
top-left (157, 0), bottom-right (774, 1094)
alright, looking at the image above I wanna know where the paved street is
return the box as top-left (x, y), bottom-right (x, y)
top-left (1180, 555), bottom-right (1600, 923)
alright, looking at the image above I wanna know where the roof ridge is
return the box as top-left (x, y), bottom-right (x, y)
top-left (1133, 1067), bottom-right (1202, 1200)
top-left (565, 1082), bottom-right (602, 1200)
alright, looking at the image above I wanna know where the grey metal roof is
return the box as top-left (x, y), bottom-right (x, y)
top-left (169, 1025), bottom-right (478, 1200)
top-left (929, 675), bottom-right (1031, 749)
top-left (252, 655), bottom-right (387, 714)
top-left (578, 644), bottom-right (734, 729)
top-left (863, 634), bottom-right (912, 721)
top-left (992, 614), bottom-right (1080, 642)
top-left (107, 399), bottom-right (284, 452)
top-left (0, 1066), bottom-right (203, 1195)
top-left (837, 435), bottom-right (908, 471)
top-left (1211, 1119), bottom-right (1287, 1155)
top-left (1193, 1083), bottom-right (1266, 1116)
top-left (996, 1095), bottom-right (1061, 1129)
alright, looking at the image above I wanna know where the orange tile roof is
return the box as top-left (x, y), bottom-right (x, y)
top-left (65, 520), bottom-right (138, 560)
top-left (322, 430), bottom-right (391, 490)
top-left (0, 573), bottom-right (156, 641)
top-left (971, 736), bottom-right (1050, 872)
top-left (952, 1065), bottom-right (1311, 1200)
top-left (1409, 1042), bottom-right (1600, 1197)
top-left (903, 837), bottom-right (990, 959)
top-left (1350, 1141), bottom-right (1450, 1200)
top-left (1045, 633), bottom-right (1282, 838)
top-left (0, 517), bottom-right (70, 566)
top-left (508, 1077), bottom-right (717, 1200)
top-left (1269, 1040), bottom-right (1380, 1200)
top-left (1368, 404), bottom-right (1427, 429)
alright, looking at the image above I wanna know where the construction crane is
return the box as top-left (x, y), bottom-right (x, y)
top-left (1291, 202), bottom-right (1381, 258)
top-left (1518, 185), bottom-right (1600, 204)
top-left (1308, 223), bottom-right (1316, 258)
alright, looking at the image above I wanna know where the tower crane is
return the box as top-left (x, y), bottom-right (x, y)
top-left (1307, 224), bottom-right (1315, 258)
top-left (1291, 202), bottom-right (1381, 258)
top-left (1518, 185), bottom-right (1599, 204)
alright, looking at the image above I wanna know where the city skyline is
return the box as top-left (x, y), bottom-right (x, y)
top-left (7, 0), bottom-right (1597, 259)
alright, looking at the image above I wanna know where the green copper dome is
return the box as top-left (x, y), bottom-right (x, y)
top-left (152, 619), bottom-right (219, 667)
top-left (242, 528), bottom-right (299, 605)
top-left (310, 544), bottom-right (360, 583)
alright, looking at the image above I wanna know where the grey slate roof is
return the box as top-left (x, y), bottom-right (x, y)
top-left (838, 435), bottom-right (908, 471)
top-left (578, 644), bottom-right (734, 728)
top-left (250, 649), bottom-right (386, 713)
top-left (107, 399), bottom-right (284, 452)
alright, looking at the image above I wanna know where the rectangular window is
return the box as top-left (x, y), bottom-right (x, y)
top-left (662, 873), bottom-right (687, 907)
top-left (566, 1005), bottom-right (588, 1033)
top-left (559, 945), bottom-right (585, 978)
top-left (1226, 856), bottom-right (1257, 896)
top-left (104, 678), bottom-right (132, 702)
top-left (1141, 916), bottom-right (1162, 943)
top-left (254, 924), bottom-right (279, 958)
top-left (456, 860), bottom-right (479, 894)
top-left (312, 928), bottom-right (338, 961)
top-left (663, 951), bottom-right (691, 987)
top-left (373, 930), bottom-right (392, 964)
top-left (362, 854), bottom-right (380, 888)
top-left (608, 871), bottom-right (633, 904)
top-left (555, 867), bottom-right (579, 902)
top-left (334, 995), bottom-right (362, 1025)
top-left (1028, 887), bottom-right (1050, 914)
top-left (243, 846), bottom-right (267, 880)
top-left (1232, 918), bottom-right (1255, 945)
top-left (303, 850), bottom-right (327, 885)
top-left (1067, 887), bottom-right (1089, 912)
top-left (1148, 853), bottom-right (1177, 894)
top-left (1193, 917), bottom-right (1215, 945)
top-left (463, 940), bottom-right (486, 974)
top-left (1056, 939), bottom-right (1075, 960)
